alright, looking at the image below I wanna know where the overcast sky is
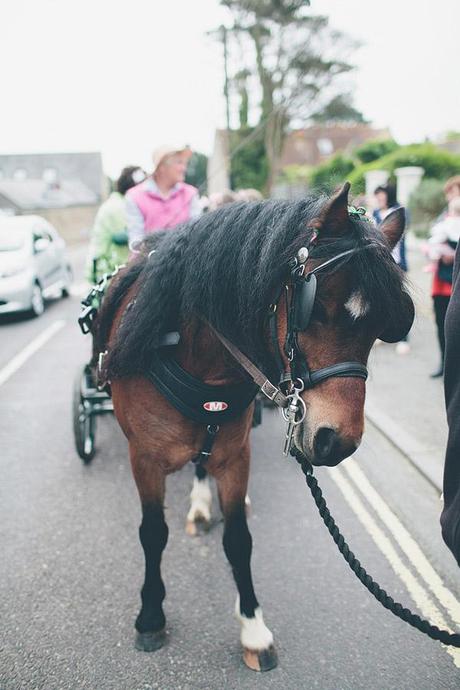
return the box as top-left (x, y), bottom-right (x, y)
top-left (1, 0), bottom-right (459, 177)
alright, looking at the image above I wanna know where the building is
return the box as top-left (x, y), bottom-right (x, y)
top-left (279, 123), bottom-right (390, 168)
top-left (207, 123), bottom-right (390, 196)
top-left (0, 152), bottom-right (106, 242)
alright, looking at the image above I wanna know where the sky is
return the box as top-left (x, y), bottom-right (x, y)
top-left (1, 0), bottom-right (459, 177)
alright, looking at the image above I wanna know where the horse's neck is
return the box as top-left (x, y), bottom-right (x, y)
top-left (175, 321), bottom-right (245, 385)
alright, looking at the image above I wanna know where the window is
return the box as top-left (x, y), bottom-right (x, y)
top-left (317, 138), bottom-right (334, 156)
top-left (13, 168), bottom-right (27, 181)
top-left (43, 168), bottom-right (58, 184)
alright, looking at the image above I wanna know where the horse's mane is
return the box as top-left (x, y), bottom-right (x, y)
top-left (97, 196), bottom-right (409, 379)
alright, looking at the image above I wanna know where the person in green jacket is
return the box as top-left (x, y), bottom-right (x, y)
top-left (86, 165), bottom-right (146, 282)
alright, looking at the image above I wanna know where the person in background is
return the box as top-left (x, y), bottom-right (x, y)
top-left (126, 145), bottom-right (201, 246)
top-left (236, 188), bottom-right (264, 202)
top-left (440, 240), bottom-right (460, 566)
top-left (207, 189), bottom-right (239, 211)
top-left (86, 165), bottom-right (145, 282)
top-left (424, 196), bottom-right (460, 377)
top-left (444, 175), bottom-right (460, 206)
top-left (373, 183), bottom-right (410, 354)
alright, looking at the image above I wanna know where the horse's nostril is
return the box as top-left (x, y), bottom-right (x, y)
top-left (313, 427), bottom-right (339, 461)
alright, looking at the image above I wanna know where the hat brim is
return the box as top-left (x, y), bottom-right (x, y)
top-left (152, 146), bottom-right (192, 172)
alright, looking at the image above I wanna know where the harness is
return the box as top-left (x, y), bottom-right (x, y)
top-left (77, 224), bottom-right (373, 465)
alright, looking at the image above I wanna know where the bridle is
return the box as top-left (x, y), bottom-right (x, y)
top-left (268, 237), bottom-right (369, 395)
top-left (211, 233), bottom-right (374, 455)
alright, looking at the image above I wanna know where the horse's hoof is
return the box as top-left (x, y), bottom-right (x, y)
top-left (135, 628), bottom-right (166, 652)
top-left (185, 514), bottom-right (210, 536)
top-left (185, 519), bottom-right (198, 536)
top-left (243, 645), bottom-right (278, 672)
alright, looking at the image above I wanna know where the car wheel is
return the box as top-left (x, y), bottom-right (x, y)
top-left (61, 264), bottom-right (73, 298)
top-left (30, 282), bottom-right (45, 317)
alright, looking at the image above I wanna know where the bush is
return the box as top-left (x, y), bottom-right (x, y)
top-left (278, 164), bottom-right (311, 185)
top-left (408, 179), bottom-right (446, 237)
top-left (354, 138), bottom-right (399, 164)
top-left (308, 153), bottom-right (356, 193)
top-left (230, 127), bottom-right (268, 192)
top-left (348, 143), bottom-right (460, 194)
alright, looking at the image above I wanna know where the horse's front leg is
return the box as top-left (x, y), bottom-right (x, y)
top-left (130, 449), bottom-right (168, 652)
top-left (216, 448), bottom-right (277, 672)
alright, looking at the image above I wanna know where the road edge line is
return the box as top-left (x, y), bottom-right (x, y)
top-left (330, 468), bottom-right (460, 668)
top-left (0, 319), bottom-right (66, 388)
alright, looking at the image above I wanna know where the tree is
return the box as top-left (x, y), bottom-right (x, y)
top-left (185, 152), bottom-right (208, 193)
top-left (311, 94), bottom-right (367, 124)
top-left (219, 0), bottom-right (359, 191)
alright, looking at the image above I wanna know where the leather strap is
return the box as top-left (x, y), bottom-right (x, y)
top-left (306, 362), bottom-right (368, 388)
top-left (209, 326), bottom-right (290, 408)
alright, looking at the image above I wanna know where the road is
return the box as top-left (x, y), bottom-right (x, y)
top-left (1, 245), bottom-right (460, 690)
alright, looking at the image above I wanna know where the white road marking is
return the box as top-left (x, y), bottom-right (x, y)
top-left (0, 320), bottom-right (66, 388)
top-left (344, 458), bottom-right (460, 626)
top-left (329, 468), bottom-right (460, 668)
top-left (70, 282), bottom-right (91, 298)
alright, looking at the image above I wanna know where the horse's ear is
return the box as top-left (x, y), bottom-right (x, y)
top-left (380, 207), bottom-right (406, 249)
top-left (311, 182), bottom-right (351, 237)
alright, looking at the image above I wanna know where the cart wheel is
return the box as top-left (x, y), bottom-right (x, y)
top-left (73, 365), bottom-right (96, 463)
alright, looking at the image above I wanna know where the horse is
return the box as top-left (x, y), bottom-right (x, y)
top-left (91, 183), bottom-right (414, 672)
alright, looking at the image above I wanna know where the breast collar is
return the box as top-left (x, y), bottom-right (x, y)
top-left (145, 345), bottom-right (259, 425)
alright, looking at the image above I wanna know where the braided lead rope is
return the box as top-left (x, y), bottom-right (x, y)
top-left (290, 447), bottom-right (460, 647)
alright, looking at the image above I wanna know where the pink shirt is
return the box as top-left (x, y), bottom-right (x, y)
top-left (126, 179), bottom-right (199, 244)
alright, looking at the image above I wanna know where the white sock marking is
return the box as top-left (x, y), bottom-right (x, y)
top-left (235, 597), bottom-right (273, 650)
top-left (187, 476), bottom-right (212, 523)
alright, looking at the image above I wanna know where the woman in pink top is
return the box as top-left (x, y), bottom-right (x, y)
top-left (126, 145), bottom-right (201, 246)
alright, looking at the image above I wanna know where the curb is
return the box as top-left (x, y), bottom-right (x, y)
top-left (365, 399), bottom-right (443, 493)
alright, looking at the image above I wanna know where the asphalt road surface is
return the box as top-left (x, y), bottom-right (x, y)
top-left (1, 246), bottom-right (460, 690)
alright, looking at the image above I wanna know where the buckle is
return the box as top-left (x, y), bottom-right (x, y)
top-left (78, 305), bottom-right (97, 334)
top-left (261, 379), bottom-right (279, 401)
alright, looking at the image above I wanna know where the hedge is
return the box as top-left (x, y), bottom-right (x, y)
top-left (308, 153), bottom-right (356, 193)
top-left (348, 143), bottom-right (460, 194)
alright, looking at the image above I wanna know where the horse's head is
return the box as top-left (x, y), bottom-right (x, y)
top-left (274, 183), bottom-right (414, 467)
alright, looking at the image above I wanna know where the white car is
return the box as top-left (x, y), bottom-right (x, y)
top-left (0, 215), bottom-right (72, 317)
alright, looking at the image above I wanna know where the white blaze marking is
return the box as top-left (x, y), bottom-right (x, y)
top-left (330, 467), bottom-right (460, 668)
top-left (235, 597), bottom-right (273, 650)
top-left (345, 291), bottom-right (369, 320)
top-left (0, 320), bottom-right (66, 388)
top-left (187, 476), bottom-right (212, 523)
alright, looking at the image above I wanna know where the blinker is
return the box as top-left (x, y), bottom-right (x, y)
top-left (292, 273), bottom-right (317, 332)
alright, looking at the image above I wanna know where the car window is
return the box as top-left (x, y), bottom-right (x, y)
top-left (34, 225), bottom-right (53, 242)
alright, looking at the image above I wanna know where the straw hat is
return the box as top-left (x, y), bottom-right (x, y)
top-left (152, 145), bottom-right (192, 173)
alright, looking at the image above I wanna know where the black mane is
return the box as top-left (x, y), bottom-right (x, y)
top-left (98, 196), bottom-right (409, 379)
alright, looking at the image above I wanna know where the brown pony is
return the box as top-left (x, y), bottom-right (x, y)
top-left (92, 184), bottom-right (413, 671)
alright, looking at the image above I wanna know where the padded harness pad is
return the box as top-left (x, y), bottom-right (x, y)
top-left (146, 349), bottom-right (259, 424)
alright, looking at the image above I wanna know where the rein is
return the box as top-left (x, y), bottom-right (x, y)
top-left (291, 446), bottom-right (460, 648)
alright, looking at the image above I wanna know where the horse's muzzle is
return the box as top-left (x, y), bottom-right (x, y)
top-left (307, 426), bottom-right (358, 467)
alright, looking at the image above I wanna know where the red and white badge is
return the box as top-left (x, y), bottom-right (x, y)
top-left (203, 401), bottom-right (228, 412)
